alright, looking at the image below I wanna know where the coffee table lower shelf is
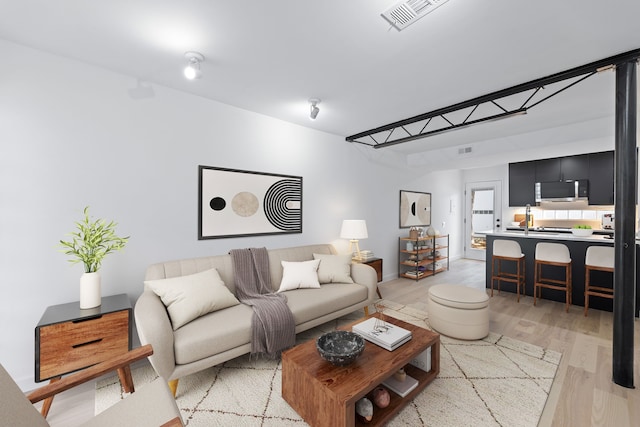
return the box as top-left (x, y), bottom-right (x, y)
top-left (355, 363), bottom-right (436, 426)
top-left (282, 314), bottom-right (440, 427)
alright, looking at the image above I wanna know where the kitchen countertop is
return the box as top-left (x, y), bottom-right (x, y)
top-left (505, 226), bottom-right (613, 235)
top-left (487, 230), bottom-right (615, 244)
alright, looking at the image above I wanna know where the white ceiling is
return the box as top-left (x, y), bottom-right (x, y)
top-left (1, 0), bottom-right (639, 163)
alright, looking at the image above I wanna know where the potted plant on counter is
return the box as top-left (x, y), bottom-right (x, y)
top-left (59, 206), bottom-right (129, 309)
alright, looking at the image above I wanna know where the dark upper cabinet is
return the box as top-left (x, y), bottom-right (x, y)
top-left (560, 154), bottom-right (590, 180)
top-left (534, 155), bottom-right (589, 182)
top-left (509, 161), bottom-right (536, 206)
top-left (588, 151), bottom-right (614, 205)
top-left (508, 151), bottom-right (614, 206)
top-left (534, 158), bottom-right (561, 182)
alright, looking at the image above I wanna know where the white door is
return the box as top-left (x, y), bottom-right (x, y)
top-left (464, 180), bottom-right (502, 260)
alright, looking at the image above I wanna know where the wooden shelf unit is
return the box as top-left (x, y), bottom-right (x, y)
top-left (398, 235), bottom-right (449, 281)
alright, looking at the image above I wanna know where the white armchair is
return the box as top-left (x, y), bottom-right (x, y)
top-left (0, 344), bottom-right (183, 427)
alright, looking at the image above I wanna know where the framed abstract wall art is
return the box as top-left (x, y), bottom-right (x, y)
top-left (399, 190), bottom-right (431, 228)
top-left (198, 166), bottom-right (303, 239)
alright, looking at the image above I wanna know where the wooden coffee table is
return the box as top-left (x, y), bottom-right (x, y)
top-left (281, 313), bottom-right (440, 427)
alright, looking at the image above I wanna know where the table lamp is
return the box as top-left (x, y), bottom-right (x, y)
top-left (340, 220), bottom-right (368, 260)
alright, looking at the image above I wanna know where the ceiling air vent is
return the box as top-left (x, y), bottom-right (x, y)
top-left (458, 146), bottom-right (472, 155)
top-left (382, 0), bottom-right (451, 31)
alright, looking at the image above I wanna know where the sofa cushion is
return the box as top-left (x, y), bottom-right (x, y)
top-left (266, 244), bottom-right (334, 292)
top-left (145, 268), bottom-right (240, 330)
top-left (284, 283), bottom-right (368, 325)
top-left (277, 259), bottom-right (321, 292)
top-left (313, 253), bottom-right (354, 284)
top-left (174, 303), bottom-right (254, 365)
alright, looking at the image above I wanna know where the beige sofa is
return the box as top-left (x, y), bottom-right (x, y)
top-left (134, 244), bottom-right (378, 395)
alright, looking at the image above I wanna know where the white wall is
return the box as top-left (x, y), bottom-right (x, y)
top-left (5, 38), bottom-right (616, 390)
top-left (403, 169), bottom-right (463, 260)
top-left (0, 41), bottom-right (439, 389)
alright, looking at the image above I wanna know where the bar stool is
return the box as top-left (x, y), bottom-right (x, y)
top-left (534, 242), bottom-right (572, 312)
top-left (491, 239), bottom-right (526, 302)
top-left (584, 246), bottom-right (614, 316)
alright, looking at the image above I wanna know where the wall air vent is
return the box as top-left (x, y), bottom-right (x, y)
top-left (382, 0), bottom-right (451, 31)
top-left (458, 146), bottom-right (472, 155)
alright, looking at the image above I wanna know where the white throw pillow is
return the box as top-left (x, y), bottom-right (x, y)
top-left (145, 268), bottom-right (240, 330)
top-left (313, 253), bottom-right (354, 284)
top-left (277, 259), bottom-right (321, 292)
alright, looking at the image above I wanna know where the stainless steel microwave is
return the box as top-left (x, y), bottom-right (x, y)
top-left (535, 179), bottom-right (589, 203)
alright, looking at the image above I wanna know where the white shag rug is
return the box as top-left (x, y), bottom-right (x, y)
top-left (96, 300), bottom-right (561, 426)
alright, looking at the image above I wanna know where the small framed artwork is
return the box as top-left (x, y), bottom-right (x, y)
top-left (399, 190), bottom-right (431, 228)
top-left (199, 166), bottom-right (303, 239)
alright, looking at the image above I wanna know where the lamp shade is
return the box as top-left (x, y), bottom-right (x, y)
top-left (340, 220), bottom-right (368, 240)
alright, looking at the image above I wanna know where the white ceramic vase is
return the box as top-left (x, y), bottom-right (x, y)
top-left (80, 272), bottom-right (102, 309)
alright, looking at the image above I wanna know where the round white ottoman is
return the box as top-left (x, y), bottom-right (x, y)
top-left (427, 284), bottom-right (490, 340)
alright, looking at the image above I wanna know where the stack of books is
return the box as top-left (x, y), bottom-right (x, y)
top-left (355, 250), bottom-right (375, 261)
top-left (351, 317), bottom-right (412, 351)
top-left (382, 373), bottom-right (419, 397)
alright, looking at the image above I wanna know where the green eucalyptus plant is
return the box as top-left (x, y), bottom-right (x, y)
top-left (59, 206), bottom-right (129, 273)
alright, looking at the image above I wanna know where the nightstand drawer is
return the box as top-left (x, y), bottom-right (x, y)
top-left (37, 310), bottom-right (129, 381)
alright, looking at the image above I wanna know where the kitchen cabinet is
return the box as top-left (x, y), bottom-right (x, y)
top-left (588, 151), bottom-right (614, 205)
top-left (508, 151), bottom-right (614, 206)
top-left (508, 161), bottom-right (536, 206)
top-left (534, 154), bottom-right (589, 182)
top-left (534, 158), bottom-right (561, 182)
top-left (561, 154), bottom-right (590, 180)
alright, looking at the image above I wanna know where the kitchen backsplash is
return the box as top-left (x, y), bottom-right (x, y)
top-left (509, 207), bottom-right (615, 229)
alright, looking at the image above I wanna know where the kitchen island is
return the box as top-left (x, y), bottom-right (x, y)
top-left (485, 231), bottom-right (639, 316)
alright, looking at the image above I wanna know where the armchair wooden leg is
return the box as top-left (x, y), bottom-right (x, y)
top-left (160, 417), bottom-right (184, 427)
top-left (117, 365), bottom-right (135, 394)
top-left (40, 377), bottom-right (60, 417)
top-left (363, 306), bottom-right (370, 316)
top-left (168, 379), bottom-right (179, 397)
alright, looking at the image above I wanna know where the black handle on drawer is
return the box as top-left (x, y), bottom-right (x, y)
top-left (72, 338), bottom-right (103, 348)
top-left (72, 315), bottom-right (103, 323)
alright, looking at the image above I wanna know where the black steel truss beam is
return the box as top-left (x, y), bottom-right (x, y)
top-left (346, 48), bottom-right (640, 149)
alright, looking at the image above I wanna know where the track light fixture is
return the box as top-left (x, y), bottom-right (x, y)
top-left (184, 51), bottom-right (204, 80)
top-left (309, 98), bottom-right (321, 120)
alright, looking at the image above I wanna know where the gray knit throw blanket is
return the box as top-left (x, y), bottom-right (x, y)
top-left (230, 247), bottom-right (295, 358)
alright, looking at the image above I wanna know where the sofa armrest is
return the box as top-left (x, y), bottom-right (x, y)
top-left (350, 263), bottom-right (378, 301)
top-left (134, 291), bottom-right (176, 380)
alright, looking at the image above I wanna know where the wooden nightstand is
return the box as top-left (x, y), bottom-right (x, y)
top-left (35, 293), bottom-right (132, 417)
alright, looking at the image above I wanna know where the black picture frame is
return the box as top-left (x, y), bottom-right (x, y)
top-left (399, 190), bottom-right (431, 228)
top-left (198, 166), bottom-right (303, 239)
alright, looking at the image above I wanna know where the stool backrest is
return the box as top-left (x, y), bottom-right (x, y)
top-left (493, 239), bottom-right (523, 258)
top-left (585, 246), bottom-right (614, 269)
top-left (535, 242), bottom-right (571, 263)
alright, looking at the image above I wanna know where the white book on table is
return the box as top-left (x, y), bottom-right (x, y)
top-left (382, 373), bottom-right (419, 398)
top-left (409, 347), bottom-right (432, 372)
top-left (352, 317), bottom-right (412, 349)
top-left (366, 334), bottom-right (412, 351)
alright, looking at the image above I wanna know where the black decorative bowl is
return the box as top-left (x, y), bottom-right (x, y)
top-left (316, 330), bottom-right (365, 366)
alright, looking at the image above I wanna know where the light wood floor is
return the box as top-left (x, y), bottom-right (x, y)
top-left (379, 259), bottom-right (640, 427)
top-left (38, 259), bottom-right (639, 426)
